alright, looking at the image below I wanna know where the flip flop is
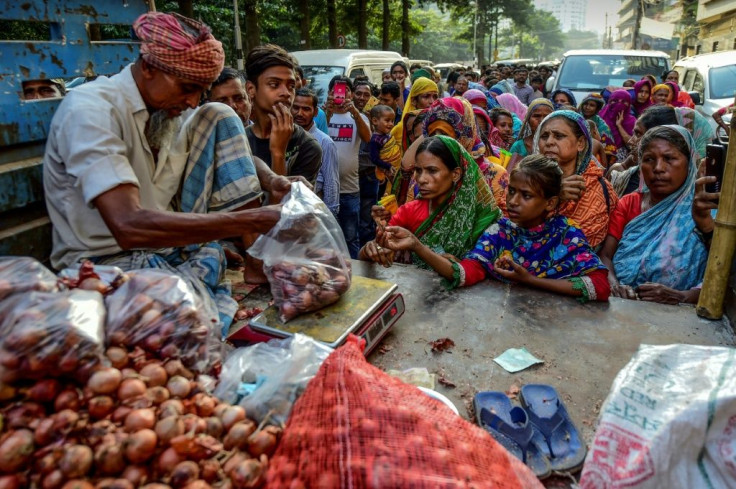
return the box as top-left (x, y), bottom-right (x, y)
top-left (519, 384), bottom-right (587, 473)
top-left (474, 391), bottom-right (551, 479)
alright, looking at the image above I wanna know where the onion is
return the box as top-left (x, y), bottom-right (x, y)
top-left (139, 485), bottom-right (172, 489)
top-left (99, 480), bottom-right (134, 489)
top-left (159, 399), bottom-right (185, 419)
top-left (0, 429), bottom-right (33, 472)
top-left (165, 360), bottom-right (194, 380)
top-left (193, 394), bottom-right (217, 417)
top-left (121, 466), bottom-right (149, 487)
top-left (27, 379), bottom-right (62, 403)
top-left (34, 418), bottom-right (56, 446)
top-left (182, 414), bottom-right (206, 434)
top-left (246, 430), bottom-right (277, 458)
top-left (61, 481), bottom-right (95, 489)
top-left (112, 406), bottom-right (132, 424)
top-left (4, 402), bottom-right (46, 429)
top-left (0, 475), bottom-right (20, 489)
top-left (145, 386), bottom-right (170, 405)
top-left (140, 363), bottom-right (168, 387)
top-left (54, 388), bottom-right (81, 411)
top-left (170, 461), bottom-right (200, 488)
top-left (52, 409), bottom-right (80, 436)
top-left (59, 445), bottom-right (93, 478)
top-left (222, 451), bottom-right (248, 477)
top-left (167, 376), bottom-right (191, 398)
top-left (88, 368), bottom-right (123, 395)
top-left (35, 452), bottom-right (59, 475)
top-left (157, 447), bottom-right (184, 475)
top-left (95, 443), bottom-right (126, 476)
top-left (125, 429), bottom-right (157, 464)
top-left (89, 396), bottom-right (116, 420)
top-left (42, 470), bottom-right (64, 489)
top-left (229, 459), bottom-right (264, 489)
top-left (181, 482), bottom-right (211, 489)
top-left (219, 406), bottom-right (246, 432)
top-left (155, 416), bottom-right (185, 445)
top-left (121, 368), bottom-right (139, 380)
top-left (118, 378), bottom-right (146, 401)
top-left (204, 417), bottom-right (224, 439)
top-left (124, 408), bottom-right (156, 432)
top-left (212, 404), bottom-right (228, 419)
top-left (223, 421), bottom-right (256, 451)
top-left (199, 459), bottom-right (220, 483)
top-left (106, 347), bottom-right (129, 369)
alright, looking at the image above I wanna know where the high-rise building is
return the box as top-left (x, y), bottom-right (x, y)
top-left (534, 0), bottom-right (587, 32)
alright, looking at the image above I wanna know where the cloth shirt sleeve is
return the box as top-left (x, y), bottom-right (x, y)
top-left (607, 192), bottom-right (642, 241)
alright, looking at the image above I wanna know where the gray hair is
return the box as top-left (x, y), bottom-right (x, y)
top-left (638, 125), bottom-right (689, 161)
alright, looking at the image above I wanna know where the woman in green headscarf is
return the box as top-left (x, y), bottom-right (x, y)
top-left (359, 135), bottom-right (500, 269)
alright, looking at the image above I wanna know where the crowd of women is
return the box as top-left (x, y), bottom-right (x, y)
top-left (356, 62), bottom-right (722, 305)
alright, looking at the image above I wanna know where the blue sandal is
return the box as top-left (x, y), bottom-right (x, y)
top-left (474, 391), bottom-right (551, 479)
top-left (520, 384), bottom-right (586, 473)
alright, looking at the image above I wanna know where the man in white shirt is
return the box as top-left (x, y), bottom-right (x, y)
top-left (324, 76), bottom-right (371, 258)
top-left (43, 12), bottom-right (288, 333)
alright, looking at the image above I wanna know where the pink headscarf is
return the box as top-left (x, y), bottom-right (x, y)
top-left (666, 81), bottom-right (685, 108)
top-left (496, 93), bottom-right (527, 120)
top-left (632, 79), bottom-right (653, 115)
top-left (134, 12), bottom-right (225, 84)
top-left (463, 89), bottom-right (488, 107)
top-left (599, 89), bottom-right (636, 149)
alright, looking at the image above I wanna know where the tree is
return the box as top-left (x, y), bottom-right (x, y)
top-left (402, 0), bottom-right (410, 55)
top-left (327, 0), bottom-right (338, 47)
top-left (382, 0), bottom-right (390, 50)
top-left (409, 8), bottom-right (472, 62)
top-left (564, 29), bottom-right (600, 52)
top-left (299, 0), bottom-right (312, 49)
top-left (242, 0), bottom-right (261, 53)
top-left (357, 0), bottom-right (368, 48)
top-left (176, 0), bottom-right (194, 18)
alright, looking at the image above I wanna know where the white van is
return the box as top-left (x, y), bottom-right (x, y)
top-left (291, 49), bottom-right (404, 103)
top-left (548, 49), bottom-right (670, 104)
top-left (673, 51), bottom-right (736, 136)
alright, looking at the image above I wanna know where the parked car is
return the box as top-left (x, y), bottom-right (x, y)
top-left (547, 49), bottom-right (670, 104)
top-left (291, 49), bottom-right (404, 104)
top-left (434, 63), bottom-right (465, 81)
top-left (673, 50), bottom-right (736, 136)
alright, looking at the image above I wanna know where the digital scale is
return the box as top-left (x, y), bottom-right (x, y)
top-left (227, 275), bottom-right (405, 356)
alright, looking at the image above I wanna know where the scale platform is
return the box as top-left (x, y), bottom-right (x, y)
top-left (227, 275), bottom-right (404, 355)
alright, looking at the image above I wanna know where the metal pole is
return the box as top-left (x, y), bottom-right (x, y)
top-left (233, 0), bottom-right (244, 70)
top-left (632, 0), bottom-right (643, 49)
top-left (697, 93), bottom-right (736, 319)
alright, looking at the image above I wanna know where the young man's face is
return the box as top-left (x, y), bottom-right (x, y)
top-left (378, 92), bottom-right (398, 110)
top-left (291, 95), bottom-right (315, 128)
top-left (353, 85), bottom-right (372, 111)
top-left (209, 77), bottom-right (251, 124)
top-left (454, 77), bottom-right (469, 95)
top-left (514, 70), bottom-right (528, 84)
top-left (246, 66), bottom-right (296, 116)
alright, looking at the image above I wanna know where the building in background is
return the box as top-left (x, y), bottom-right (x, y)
top-left (695, 0), bottom-right (736, 54)
top-left (534, 0), bottom-right (586, 32)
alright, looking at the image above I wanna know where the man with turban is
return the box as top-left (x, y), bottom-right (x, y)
top-left (43, 12), bottom-right (291, 335)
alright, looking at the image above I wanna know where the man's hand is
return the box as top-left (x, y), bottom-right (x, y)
top-left (493, 256), bottom-right (532, 284)
top-left (268, 103), bottom-right (294, 172)
top-left (635, 282), bottom-right (684, 305)
top-left (372, 205), bottom-right (391, 227)
top-left (560, 175), bottom-right (586, 202)
top-left (243, 204), bottom-right (283, 234)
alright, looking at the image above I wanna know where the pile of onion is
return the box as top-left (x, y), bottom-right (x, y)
top-left (0, 346), bottom-right (281, 489)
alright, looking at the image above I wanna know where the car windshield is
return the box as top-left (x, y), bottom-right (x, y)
top-left (709, 64), bottom-right (736, 99)
top-left (557, 55), bottom-right (669, 91)
top-left (301, 66), bottom-right (345, 104)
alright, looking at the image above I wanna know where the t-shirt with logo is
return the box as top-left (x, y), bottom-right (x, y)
top-left (328, 112), bottom-right (368, 194)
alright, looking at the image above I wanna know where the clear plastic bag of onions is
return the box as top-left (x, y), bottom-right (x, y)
top-left (248, 182), bottom-right (352, 322)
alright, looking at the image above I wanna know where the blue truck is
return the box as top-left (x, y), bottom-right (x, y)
top-left (0, 0), bottom-right (150, 261)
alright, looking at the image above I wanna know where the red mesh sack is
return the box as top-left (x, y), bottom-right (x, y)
top-left (267, 336), bottom-right (543, 489)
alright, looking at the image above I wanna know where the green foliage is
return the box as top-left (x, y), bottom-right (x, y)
top-left (564, 29), bottom-right (601, 52)
top-left (409, 9), bottom-right (471, 62)
top-left (0, 20), bottom-right (49, 41)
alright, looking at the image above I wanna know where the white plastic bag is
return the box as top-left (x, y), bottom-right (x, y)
top-left (0, 257), bottom-right (58, 299)
top-left (214, 334), bottom-right (332, 425)
top-left (247, 182), bottom-right (351, 322)
top-left (580, 344), bottom-right (736, 489)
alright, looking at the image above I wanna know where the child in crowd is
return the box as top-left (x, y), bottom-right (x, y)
top-left (369, 105), bottom-right (403, 195)
top-left (530, 76), bottom-right (545, 100)
top-left (489, 108), bottom-right (515, 150)
top-left (383, 154), bottom-right (611, 302)
top-left (585, 119), bottom-right (609, 169)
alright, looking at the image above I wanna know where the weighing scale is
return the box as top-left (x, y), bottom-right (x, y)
top-left (227, 275), bottom-right (405, 356)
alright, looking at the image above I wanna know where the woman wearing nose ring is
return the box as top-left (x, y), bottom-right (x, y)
top-left (534, 110), bottom-right (618, 249)
top-left (359, 135), bottom-right (500, 269)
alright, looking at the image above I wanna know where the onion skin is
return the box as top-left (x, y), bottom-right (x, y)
top-left (167, 376), bottom-right (192, 399)
top-left (95, 443), bottom-right (126, 476)
top-left (33, 418), bottom-right (56, 446)
top-left (106, 347), bottom-right (129, 369)
top-left (118, 378), bottom-right (147, 401)
top-left (0, 429), bottom-right (34, 472)
top-left (42, 470), bottom-right (64, 489)
top-left (0, 475), bottom-right (20, 489)
top-left (54, 388), bottom-right (82, 412)
top-left (182, 482), bottom-right (212, 489)
top-left (199, 459), bottom-right (221, 483)
top-left (5, 402), bottom-right (46, 429)
top-left (157, 447), bottom-right (184, 475)
top-left (223, 421), bottom-right (256, 451)
top-left (229, 459), bottom-right (265, 489)
top-left (121, 465), bottom-right (149, 487)
top-left (246, 430), bottom-right (277, 458)
top-left (89, 396), bottom-right (116, 420)
top-left (155, 416), bottom-right (185, 445)
top-left (140, 364), bottom-right (168, 387)
top-left (61, 481), bottom-right (95, 489)
top-left (219, 406), bottom-right (246, 432)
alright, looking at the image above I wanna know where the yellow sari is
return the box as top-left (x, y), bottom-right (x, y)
top-left (390, 78), bottom-right (438, 142)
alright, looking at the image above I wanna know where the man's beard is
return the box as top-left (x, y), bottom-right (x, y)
top-left (145, 110), bottom-right (181, 152)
